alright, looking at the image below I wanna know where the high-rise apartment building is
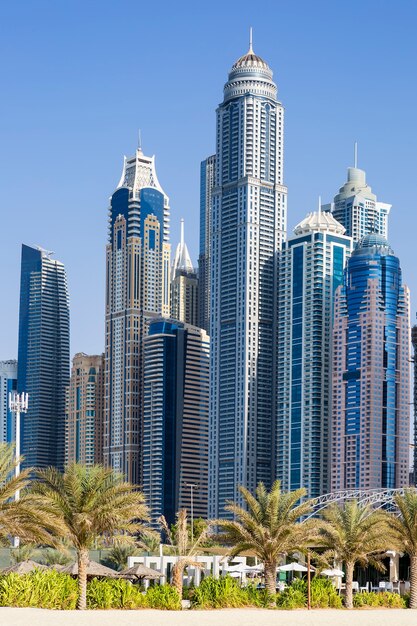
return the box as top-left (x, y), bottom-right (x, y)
top-left (65, 353), bottom-right (104, 467)
top-left (331, 234), bottom-right (410, 490)
top-left (170, 219), bottom-right (198, 326)
top-left (104, 147), bottom-right (170, 483)
top-left (17, 244), bottom-right (70, 469)
top-left (410, 325), bottom-right (417, 485)
top-left (142, 319), bottom-right (209, 526)
top-left (0, 360), bottom-right (17, 444)
top-left (209, 38), bottom-right (287, 517)
top-left (198, 154), bottom-right (215, 333)
top-left (276, 211), bottom-right (352, 498)
top-left (324, 164), bottom-right (391, 243)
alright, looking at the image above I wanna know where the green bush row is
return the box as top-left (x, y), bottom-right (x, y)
top-left (190, 576), bottom-right (274, 608)
top-left (0, 570), bottom-right (181, 610)
top-left (276, 578), bottom-right (342, 609)
top-left (353, 591), bottom-right (406, 608)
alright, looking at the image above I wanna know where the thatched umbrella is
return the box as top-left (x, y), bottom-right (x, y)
top-left (2, 560), bottom-right (48, 574)
top-left (120, 563), bottom-right (163, 580)
top-left (60, 560), bottom-right (119, 578)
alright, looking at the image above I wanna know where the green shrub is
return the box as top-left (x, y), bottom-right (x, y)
top-left (311, 577), bottom-right (342, 608)
top-left (145, 584), bottom-right (181, 610)
top-left (353, 590), bottom-right (406, 608)
top-left (0, 570), bottom-right (77, 609)
top-left (276, 579), bottom-right (306, 609)
top-left (190, 576), bottom-right (275, 609)
top-left (87, 578), bottom-right (145, 609)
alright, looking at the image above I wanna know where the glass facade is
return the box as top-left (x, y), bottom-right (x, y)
top-left (17, 244), bottom-right (70, 470)
top-left (104, 149), bottom-right (170, 484)
top-left (0, 360), bottom-right (17, 444)
top-left (331, 234), bottom-right (410, 490)
top-left (143, 320), bottom-right (209, 527)
top-left (276, 212), bottom-right (352, 498)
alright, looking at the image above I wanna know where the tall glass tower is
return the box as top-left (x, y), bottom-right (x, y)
top-left (104, 147), bottom-right (170, 484)
top-left (331, 234), bottom-right (410, 490)
top-left (142, 319), bottom-right (209, 527)
top-left (0, 360), bottom-right (17, 444)
top-left (209, 37), bottom-right (287, 517)
top-left (276, 211), bottom-right (352, 498)
top-left (198, 154), bottom-right (215, 333)
top-left (17, 244), bottom-right (70, 470)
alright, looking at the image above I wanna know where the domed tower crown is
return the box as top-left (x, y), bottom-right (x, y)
top-left (223, 30), bottom-right (277, 103)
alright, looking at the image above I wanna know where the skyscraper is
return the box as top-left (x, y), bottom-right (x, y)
top-left (198, 154), bottom-right (215, 333)
top-left (142, 319), bottom-right (209, 526)
top-left (331, 234), bottom-right (410, 490)
top-left (209, 36), bottom-right (287, 517)
top-left (276, 211), bottom-right (352, 498)
top-left (411, 326), bottom-right (417, 485)
top-left (17, 244), bottom-right (70, 469)
top-left (104, 146), bottom-right (170, 483)
top-left (170, 219), bottom-right (198, 327)
top-left (65, 353), bottom-right (104, 467)
top-left (324, 162), bottom-right (391, 243)
top-left (0, 360), bottom-right (17, 444)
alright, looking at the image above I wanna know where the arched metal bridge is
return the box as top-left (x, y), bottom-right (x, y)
top-left (305, 488), bottom-right (408, 519)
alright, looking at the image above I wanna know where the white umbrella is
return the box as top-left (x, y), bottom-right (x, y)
top-left (228, 571), bottom-right (243, 578)
top-left (245, 564), bottom-right (264, 573)
top-left (321, 568), bottom-right (344, 577)
top-left (227, 563), bottom-right (247, 573)
top-left (278, 562), bottom-right (308, 572)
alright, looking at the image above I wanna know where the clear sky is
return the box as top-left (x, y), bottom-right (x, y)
top-left (1, 0), bottom-right (416, 358)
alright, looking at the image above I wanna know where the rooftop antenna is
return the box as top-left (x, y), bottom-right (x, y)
top-left (138, 129), bottom-right (142, 152)
top-left (180, 218), bottom-right (184, 247)
top-left (354, 141), bottom-right (358, 168)
top-left (249, 27), bottom-right (253, 52)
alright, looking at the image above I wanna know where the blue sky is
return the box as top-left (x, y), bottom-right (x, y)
top-left (1, 0), bottom-right (416, 357)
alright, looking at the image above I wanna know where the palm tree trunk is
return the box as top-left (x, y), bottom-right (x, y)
top-left (410, 554), bottom-right (417, 609)
top-left (264, 561), bottom-right (277, 600)
top-left (77, 547), bottom-right (89, 610)
top-left (172, 561), bottom-right (184, 600)
top-left (345, 561), bottom-right (354, 609)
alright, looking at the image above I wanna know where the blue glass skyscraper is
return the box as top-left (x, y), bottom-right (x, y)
top-left (104, 147), bottom-right (170, 483)
top-left (17, 244), bottom-right (70, 469)
top-left (331, 234), bottom-right (410, 490)
top-left (276, 211), bottom-right (352, 498)
top-left (142, 319), bottom-right (209, 526)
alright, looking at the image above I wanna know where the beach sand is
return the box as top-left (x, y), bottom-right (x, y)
top-left (1, 607), bottom-right (416, 626)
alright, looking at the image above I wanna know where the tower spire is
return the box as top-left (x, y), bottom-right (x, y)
top-left (138, 129), bottom-right (142, 152)
top-left (180, 217), bottom-right (184, 247)
top-left (249, 27), bottom-right (253, 52)
top-left (318, 195), bottom-right (321, 216)
top-left (354, 141), bottom-right (358, 168)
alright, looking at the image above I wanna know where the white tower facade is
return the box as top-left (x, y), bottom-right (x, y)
top-left (324, 165), bottom-right (391, 243)
top-left (210, 37), bottom-right (287, 517)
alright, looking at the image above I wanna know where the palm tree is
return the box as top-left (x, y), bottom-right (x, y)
top-left (31, 463), bottom-right (149, 610)
top-left (318, 499), bottom-right (388, 609)
top-left (0, 443), bottom-right (56, 545)
top-left (215, 481), bottom-right (316, 597)
top-left (383, 489), bottom-right (417, 609)
top-left (159, 509), bottom-right (207, 598)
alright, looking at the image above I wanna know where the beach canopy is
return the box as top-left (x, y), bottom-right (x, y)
top-left (2, 560), bottom-right (48, 574)
top-left (321, 568), bottom-right (344, 577)
top-left (60, 560), bottom-right (118, 578)
top-left (119, 564), bottom-right (163, 580)
top-left (277, 562), bottom-right (313, 572)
